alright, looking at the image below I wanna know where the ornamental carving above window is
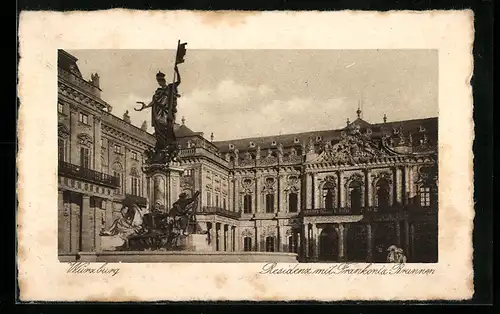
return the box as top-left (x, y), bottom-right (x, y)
top-left (58, 124), bottom-right (70, 139)
top-left (77, 133), bottom-right (93, 147)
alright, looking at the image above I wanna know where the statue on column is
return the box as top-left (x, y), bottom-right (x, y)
top-left (135, 66), bottom-right (181, 164)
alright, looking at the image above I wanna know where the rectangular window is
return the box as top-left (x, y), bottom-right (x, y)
top-left (58, 138), bottom-right (65, 162)
top-left (78, 112), bottom-right (89, 124)
top-left (243, 237), bottom-right (252, 252)
top-left (131, 151), bottom-right (138, 160)
top-left (114, 145), bottom-right (121, 154)
top-left (114, 171), bottom-right (123, 194)
top-left (265, 194), bottom-right (274, 213)
top-left (265, 236), bottom-right (275, 252)
top-left (58, 103), bottom-right (63, 114)
top-left (215, 195), bottom-right (219, 207)
top-left (243, 194), bottom-right (252, 214)
top-left (223, 198), bottom-right (227, 210)
top-left (80, 147), bottom-right (90, 168)
top-left (288, 192), bottom-right (298, 213)
top-left (207, 192), bottom-right (212, 206)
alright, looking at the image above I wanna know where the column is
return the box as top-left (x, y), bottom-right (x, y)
top-left (410, 223), bottom-right (415, 260)
top-left (365, 169), bottom-right (373, 207)
top-left (81, 195), bottom-right (94, 252)
top-left (338, 171), bottom-right (345, 208)
top-left (93, 116), bottom-right (102, 172)
top-left (396, 167), bottom-right (403, 204)
top-left (277, 174), bottom-right (284, 213)
top-left (314, 225), bottom-right (322, 260)
top-left (337, 224), bottom-right (345, 261)
top-left (395, 221), bottom-right (401, 247)
top-left (297, 231), bottom-right (301, 255)
top-left (366, 223), bottom-right (373, 262)
top-left (104, 199), bottom-right (114, 230)
top-left (233, 177), bottom-right (239, 212)
top-left (94, 205), bottom-right (104, 252)
top-left (392, 167), bottom-right (397, 206)
top-left (254, 226), bottom-right (260, 251)
top-left (305, 173), bottom-right (312, 209)
top-left (408, 166), bottom-right (415, 202)
top-left (58, 190), bottom-right (70, 253)
top-left (302, 224), bottom-right (309, 259)
top-left (403, 166), bottom-right (409, 205)
top-left (70, 194), bottom-right (81, 253)
top-left (69, 106), bottom-right (78, 164)
top-left (215, 223), bottom-right (221, 251)
top-left (404, 220), bottom-right (410, 258)
top-left (255, 174), bottom-right (260, 214)
top-left (277, 225), bottom-right (286, 252)
top-left (311, 173), bottom-right (316, 209)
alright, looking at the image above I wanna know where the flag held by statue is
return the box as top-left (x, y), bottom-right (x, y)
top-left (175, 41), bottom-right (187, 65)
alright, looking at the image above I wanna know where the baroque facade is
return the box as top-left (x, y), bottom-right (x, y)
top-left (58, 50), bottom-right (438, 262)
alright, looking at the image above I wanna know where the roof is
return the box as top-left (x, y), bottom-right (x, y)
top-left (175, 124), bottom-right (204, 138)
top-left (58, 49), bottom-right (83, 78)
top-left (213, 117), bottom-right (438, 153)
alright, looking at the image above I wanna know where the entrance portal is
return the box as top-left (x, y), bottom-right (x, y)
top-left (318, 226), bottom-right (338, 261)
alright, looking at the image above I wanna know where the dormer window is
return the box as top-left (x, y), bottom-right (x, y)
top-left (271, 141), bottom-right (277, 146)
top-left (293, 138), bottom-right (299, 144)
top-left (316, 136), bottom-right (322, 142)
top-left (249, 142), bottom-right (255, 148)
top-left (229, 144), bottom-right (234, 149)
top-left (366, 128), bottom-right (372, 135)
top-left (419, 126), bottom-right (426, 132)
top-left (187, 141), bottom-right (192, 148)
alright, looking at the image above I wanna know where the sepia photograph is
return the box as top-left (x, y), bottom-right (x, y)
top-left (18, 10), bottom-right (474, 301)
top-left (57, 48), bottom-right (438, 264)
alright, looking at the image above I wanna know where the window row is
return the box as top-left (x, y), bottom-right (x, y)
top-left (242, 235), bottom-right (299, 253)
top-left (242, 192), bottom-right (298, 214)
top-left (206, 192), bottom-right (227, 209)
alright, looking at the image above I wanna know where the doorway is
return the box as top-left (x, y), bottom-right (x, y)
top-left (318, 225), bottom-right (338, 261)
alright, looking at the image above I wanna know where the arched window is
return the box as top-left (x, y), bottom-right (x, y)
top-left (265, 193), bottom-right (275, 213)
top-left (349, 180), bottom-right (362, 213)
top-left (112, 162), bottom-right (124, 195)
top-left (243, 237), bottom-right (252, 251)
top-left (323, 182), bottom-right (336, 210)
top-left (288, 192), bottom-right (298, 213)
top-left (376, 178), bottom-right (390, 210)
top-left (243, 194), bottom-right (252, 214)
top-left (265, 236), bottom-right (275, 252)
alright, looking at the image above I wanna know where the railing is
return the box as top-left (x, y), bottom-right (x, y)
top-left (124, 194), bottom-right (148, 206)
top-left (302, 205), bottom-right (437, 216)
top-left (198, 206), bottom-right (242, 219)
top-left (59, 161), bottom-right (120, 188)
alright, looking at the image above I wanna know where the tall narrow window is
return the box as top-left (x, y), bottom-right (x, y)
top-left (323, 182), bottom-right (336, 210)
top-left (265, 193), bottom-right (274, 213)
top-left (80, 147), bottom-right (90, 168)
top-left (376, 178), bottom-right (390, 209)
top-left (113, 171), bottom-right (123, 194)
top-left (288, 192), bottom-right (298, 212)
top-left (206, 192), bottom-right (212, 206)
top-left (131, 177), bottom-right (140, 196)
top-left (243, 237), bottom-right (252, 251)
top-left (58, 102), bottom-right (63, 114)
top-left (58, 138), bottom-right (65, 162)
top-left (131, 151), bottom-right (138, 160)
top-left (419, 186), bottom-right (431, 207)
top-left (349, 181), bottom-right (362, 213)
top-left (243, 194), bottom-right (252, 214)
top-left (265, 236), bottom-right (275, 252)
top-left (215, 195), bottom-right (219, 207)
top-left (223, 198), bottom-right (227, 210)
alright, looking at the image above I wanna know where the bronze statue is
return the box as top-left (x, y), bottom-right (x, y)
top-left (135, 65), bottom-right (182, 164)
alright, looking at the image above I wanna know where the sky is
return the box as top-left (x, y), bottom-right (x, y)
top-left (67, 49), bottom-right (438, 141)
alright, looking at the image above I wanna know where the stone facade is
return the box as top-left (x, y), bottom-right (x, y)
top-left (58, 50), bottom-right (438, 262)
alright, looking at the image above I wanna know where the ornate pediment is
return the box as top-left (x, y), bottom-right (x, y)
top-left (312, 129), bottom-right (387, 164)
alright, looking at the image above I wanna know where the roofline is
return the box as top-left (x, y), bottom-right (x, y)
top-left (213, 116), bottom-right (438, 145)
top-left (58, 49), bottom-right (78, 62)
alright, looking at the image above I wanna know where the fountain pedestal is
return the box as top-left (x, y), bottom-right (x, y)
top-left (143, 162), bottom-right (184, 212)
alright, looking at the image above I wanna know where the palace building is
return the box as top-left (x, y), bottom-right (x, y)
top-left (58, 50), bottom-right (438, 262)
